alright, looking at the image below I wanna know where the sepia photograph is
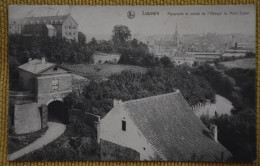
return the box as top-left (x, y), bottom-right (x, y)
top-left (8, 5), bottom-right (256, 162)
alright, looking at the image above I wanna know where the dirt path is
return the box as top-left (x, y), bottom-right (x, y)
top-left (8, 122), bottom-right (66, 161)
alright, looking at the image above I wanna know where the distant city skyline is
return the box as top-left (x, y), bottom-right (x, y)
top-left (9, 5), bottom-right (255, 37)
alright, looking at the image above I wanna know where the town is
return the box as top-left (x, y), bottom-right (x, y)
top-left (8, 5), bottom-right (256, 162)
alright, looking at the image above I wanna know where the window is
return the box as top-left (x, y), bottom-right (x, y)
top-left (122, 120), bottom-right (126, 131)
top-left (69, 26), bottom-right (71, 29)
top-left (73, 26), bottom-right (76, 29)
top-left (69, 32), bottom-right (71, 35)
top-left (51, 79), bottom-right (59, 91)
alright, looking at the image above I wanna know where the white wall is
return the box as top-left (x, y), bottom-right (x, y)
top-left (100, 101), bottom-right (164, 160)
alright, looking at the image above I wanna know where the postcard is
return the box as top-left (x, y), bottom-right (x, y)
top-left (8, 5), bottom-right (256, 162)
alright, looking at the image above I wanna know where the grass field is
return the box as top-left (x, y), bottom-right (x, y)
top-left (220, 58), bottom-right (256, 69)
top-left (61, 64), bottom-right (147, 80)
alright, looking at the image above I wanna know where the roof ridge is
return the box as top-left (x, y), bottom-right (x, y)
top-left (123, 91), bottom-right (181, 104)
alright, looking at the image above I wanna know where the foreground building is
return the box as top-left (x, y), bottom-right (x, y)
top-left (9, 58), bottom-right (72, 134)
top-left (100, 91), bottom-right (232, 161)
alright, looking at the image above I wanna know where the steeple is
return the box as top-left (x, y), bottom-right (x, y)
top-left (173, 23), bottom-right (179, 47)
top-left (175, 23), bottom-right (178, 36)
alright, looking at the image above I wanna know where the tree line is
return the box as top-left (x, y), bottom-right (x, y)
top-left (194, 64), bottom-right (256, 162)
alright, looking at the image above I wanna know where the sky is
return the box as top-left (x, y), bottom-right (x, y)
top-left (9, 5), bottom-right (256, 36)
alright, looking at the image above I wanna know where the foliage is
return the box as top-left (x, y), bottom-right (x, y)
top-left (112, 25), bottom-right (131, 45)
top-left (19, 125), bottom-right (100, 161)
top-left (193, 64), bottom-right (256, 113)
top-left (197, 64), bottom-right (257, 162)
top-left (224, 68), bottom-right (256, 110)
top-left (78, 31), bottom-right (86, 44)
top-left (201, 108), bottom-right (256, 162)
top-left (64, 66), bottom-right (215, 117)
top-left (8, 127), bottom-right (48, 154)
top-left (8, 34), bottom-right (94, 65)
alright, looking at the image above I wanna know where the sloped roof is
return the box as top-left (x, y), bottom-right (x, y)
top-left (18, 59), bottom-right (55, 75)
top-left (24, 15), bottom-right (69, 25)
top-left (123, 91), bottom-right (232, 161)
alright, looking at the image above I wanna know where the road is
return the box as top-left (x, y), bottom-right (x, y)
top-left (8, 122), bottom-right (66, 161)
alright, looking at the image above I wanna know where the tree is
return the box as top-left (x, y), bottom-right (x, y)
top-left (78, 32), bottom-right (86, 44)
top-left (112, 25), bottom-right (131, 44)
top-left (89, 37), bottom-right (98, 50)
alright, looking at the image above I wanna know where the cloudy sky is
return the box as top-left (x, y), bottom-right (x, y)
top-left (9, 5), bottom-right (255, 36)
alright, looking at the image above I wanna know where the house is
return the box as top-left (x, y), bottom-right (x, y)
top-left (93, 52), bottom-right (121, 64)
top-left (8, 18), bottom-right (25, 35)
top-left (23, 14), bottom-right (78, 41)
top-left (100, 91), bottom-right (232, 161)
top-left (9, 58), bottom-right (72, 134)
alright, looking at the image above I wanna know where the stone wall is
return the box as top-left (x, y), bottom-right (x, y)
top-left (14, 102), bottom-right (41, 134)
top-left (100, 139), bottom-right (140, 161)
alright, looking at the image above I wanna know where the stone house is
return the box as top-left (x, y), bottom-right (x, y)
top-left (9, 58), bottom-right (72, 134)
top-left (23, 14), bottom-right (78, 41)
top-left (100, 91), bottom-right (232, 161)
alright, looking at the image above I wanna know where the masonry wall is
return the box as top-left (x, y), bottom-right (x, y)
top-left (19, 70), bottom-right (36, 91)
top-left (101, 139), bottom-right (140, 161)
top-left (14, 102), bottom-right (41, 134)
top-left (36, 73), bottom-right (72, 105)
top-left (100, 102), bottom-right (163, 160)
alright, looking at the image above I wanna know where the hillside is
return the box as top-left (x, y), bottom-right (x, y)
top-left (61, 64), bottom-right (147, 80)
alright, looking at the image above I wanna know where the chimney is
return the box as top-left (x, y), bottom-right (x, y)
top-left (28, 58), bottom-right (32, 63)
top-left (210, 124), bottom-right (218, 142)
top-left (41, 57), bottom-right (46, 64)
top-left (173, 88), bottom-right (180, 93)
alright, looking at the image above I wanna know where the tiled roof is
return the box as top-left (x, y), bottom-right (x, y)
top-left (24, 15), bottom-right (69, 25)
top-left (18, 59), bottom-right (55, 74)
top-left (123, 91), bottom-right (232, 161)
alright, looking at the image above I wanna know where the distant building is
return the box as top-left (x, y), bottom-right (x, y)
top-left (171, 53), bottom-right (195, 67)
top-left (100, 91), bottom-right (232, 161)
top-left (148, 23), bottom-right (180, 57)
top-left (93, 52), bottom-right (121, 64)
top-left (8, 18), bottom-right (25, 35)
top-left (186, 52), bottom-right (222, 64)
top-left (222, 49), bottom-right (248, 58)
top-left (23, 14), bottom-right (78, 41)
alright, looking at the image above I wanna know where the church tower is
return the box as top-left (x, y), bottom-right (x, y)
top-left (173, 23), bottom-right (180, 47)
